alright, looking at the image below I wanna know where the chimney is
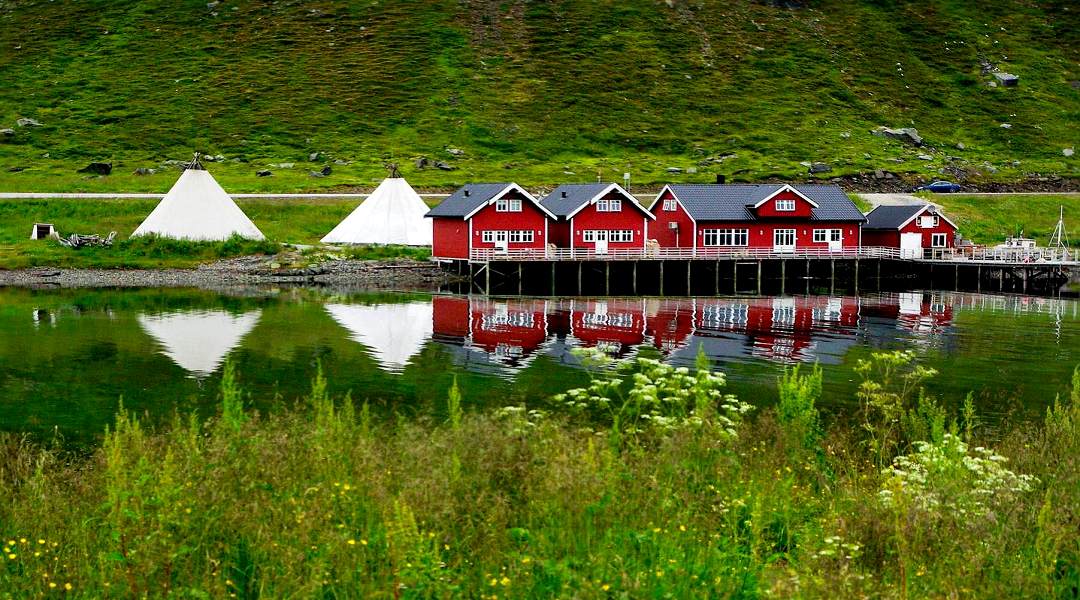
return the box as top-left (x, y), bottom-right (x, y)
top-left (463, 189), bottom-right (470, 197)
top-left (716, 174), bottom-right (726, 185)
top-left (561, 190), bottom-right (567, 198)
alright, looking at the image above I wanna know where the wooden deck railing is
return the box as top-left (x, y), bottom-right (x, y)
top-left (457, 246), bottom-right (1078, 265)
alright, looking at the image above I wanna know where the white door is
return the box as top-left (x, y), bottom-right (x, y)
top-left (595, 239), bottom-right (609, 255)
top-left (494, 231), bottom-right (508, 253)
top-left (900, 232), bottom-right (922, 259)
top-left (773, 229), bottom-right (796, 252)
top-left (829, 229), bottom-right (843, 251)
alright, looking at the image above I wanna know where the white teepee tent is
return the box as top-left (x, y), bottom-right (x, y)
top-left (325, 302), bottom-right (433, 372)
top-left (138, 309), bottom-right (262, 378)
top-left (133, 158), bottom-right (264, 241)
top-left (321, 177), bottom-right (432, 245)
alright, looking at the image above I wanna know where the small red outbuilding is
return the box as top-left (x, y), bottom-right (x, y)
top-left (862, 204), bottom-right (958, 257)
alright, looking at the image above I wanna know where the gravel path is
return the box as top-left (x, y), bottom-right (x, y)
top-left (0, 257), bottom-right (457, 290)
top-left (858, 193), bottom-right (931, 208)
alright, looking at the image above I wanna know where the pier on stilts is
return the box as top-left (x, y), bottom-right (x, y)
top-left (440, 246), bottom-right (1078, 297)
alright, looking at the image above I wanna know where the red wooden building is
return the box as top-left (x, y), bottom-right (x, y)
top-left (426, 183), bottom-right (555, 260)
top-left (538, 183), bottom-right (654, 253)
top-left (648, 183), bottom-right (865, 252)
top-left (862, 204), bottom-right (958, 257)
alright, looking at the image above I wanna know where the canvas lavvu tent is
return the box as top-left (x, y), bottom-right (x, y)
top-left (132, 155), bottom-right (265, 241)
top-left (321, 176), bottom-right (432, 245)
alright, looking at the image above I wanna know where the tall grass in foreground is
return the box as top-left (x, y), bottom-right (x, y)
top-left (0, 353), bottom-right (1077, 598)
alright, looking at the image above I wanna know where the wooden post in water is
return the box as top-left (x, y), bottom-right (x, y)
top-left (854, 259), bottom-right (859, 294)
top-left (876, 259), bottom-right (881, 291)
top-left (577, 262), bottom-right (583, 295)
top-left (659, 261), bottom-right (665, 296)
top-left (733, 261), bottom-right (738, 294)
top-left (687, 262), bottom-right (692, 296)
top-left (518, 263), bottom-right (523, 295)
top-left (954, 264), bottom-right (959, 291)
top-left (830, 259), bottom-right (835, 296)
top-left (715, 261), bottom-right (720, 295)
top-left (605, 262), bottom-right (611, 296)
top-left (977, 265), bottom-right (981, 293)
top-left (756, 261), bottom-right (762, 295)
top-left (485, 264), bottom-right (491, 295)
top-left (780, 260), bottom-right (786, 295)
top-left (632, 261), bottom-right (638, 295)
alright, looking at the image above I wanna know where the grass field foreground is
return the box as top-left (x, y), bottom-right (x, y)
top-left (0, 352), bottom-right (1076, 597)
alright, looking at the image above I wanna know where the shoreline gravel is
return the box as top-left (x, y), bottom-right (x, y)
top-left (0, 257), bottom-right (457, 290)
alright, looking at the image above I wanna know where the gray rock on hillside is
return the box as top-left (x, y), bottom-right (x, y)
top-left (256, 170), bottom-right (272, 177)
top-left (809, 162), bottom-right (831, 173)
top-left (415, 157), bottom-right (430, 169)
top-left (993, 72), bottom-right (1019, 87)
top-left (16, 118), bottom-right (42, 128)
top-left (0, 128), bottom-right (14, 137)
top-left (872, 126), bottom-right (923, 146)
top-left (434, 161), bottom-right (456, 171)
top-left (666, 167), bottom-right (683, 173)
top-left (132, 167), bottom-right (156, 176)
top-left (446, 148), bottom-right (465, 157)
top-left (309, 152), bottom-right (320, 162)
top-left (1064, 148), bottom-right (1074, 157)
top-left (77, 162), bottom-right (112, 175)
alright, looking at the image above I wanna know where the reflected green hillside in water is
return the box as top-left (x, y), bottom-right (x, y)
top-left (4, 286), bottom-right (1077, 445)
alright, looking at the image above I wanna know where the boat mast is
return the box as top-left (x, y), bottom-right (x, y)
top-left (1047, 205), bottom-right (1069, 250)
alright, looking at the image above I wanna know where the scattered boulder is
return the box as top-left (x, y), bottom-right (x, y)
top-left (16, 118), bottom-right (42, 128)
top-left (993, 72), bottom-right (1019, 87)
top-left (1063, 148), bottom-right (1074, 157)
top-left (1000, 123), bottom-right (1012, 129)
top-left (415, 156), bottom-right (430, 169)
top-left (666, 167), bottom-right (683, 173)
top-left (308, 170), bottom-right (325, 178)
top-left (271, 162), bottom-right (295, 169)
top-left (309, 152), bottom-right (320, 162)
top-left (333, 159), bottom-right (349, 165)
top-left (956, 142), bottom-right (966, 150)
top-left (872, 126), bottom-right (922, 146)
top-left (8, 166), bottom-right (27, 172)
top-left (799, 161), bottom-right (812, 167)
top-left (446, 148), bottom-right (465, 157)
top-left (1010, 160), bottom-right (1021, 167)
top-left (434, 161), bottom-right (456, 171)
top-left (256, 170), bottom-right (273, 177)
top-left (840, 131), bottom-right (851, 139)
top-left (686, 166), bottom-right (698, 174)
top-left (873, 169), bottom-right (886, 180)
top-left (917, 154), bottom-right (933, 161)
top-left (1071, 81), bottom-right (1080, 90)
top-left (132, 167), bottom-right (156, 176)
top-left (207, 1), bottom-right (220, 8)
top-left (320, 165), bottom-right (332, 176)
top-left (77, 162), bottom-right (112, 175)
top-left (809, 162), bottom-right (832, 173)
top-left (0, 128), bottom-right (14, 137)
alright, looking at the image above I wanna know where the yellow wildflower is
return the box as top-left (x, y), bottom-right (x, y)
top-left (37, 539), bottom-right (45, 545)
top-left (49, 583), bottom-right (56, 589)
top-left (500, 577), bottom-right (511, 586)
top-left (64, 583), bottom-right (72, 591)
top-left (7, 553), bottom-right (15, 560)
top-left (601, 583), bottom-right (611, 591)
top-left (347, 539), bottom-right (356, 546)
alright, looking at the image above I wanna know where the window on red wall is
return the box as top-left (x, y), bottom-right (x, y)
top-left (775, 199), bottom-right (796, 211)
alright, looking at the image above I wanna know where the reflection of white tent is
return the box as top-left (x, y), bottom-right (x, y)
top-left (325, 302), bottom-right (433, 372)
top-left (138, 309), bottom-right (262, 377)
top-left (321, 178), bottom-right (432, 245)
top-left (133, 161), bottom-right (265, 241)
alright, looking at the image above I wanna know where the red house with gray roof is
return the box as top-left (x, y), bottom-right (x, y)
top-left (539, 183), bottom-right (654, 253)
top-left (862, 204), bottom-right (958, 257)
top-left (426, 183), bottom-right (555, 260)
top-left (648, 183), bottom-right (865, 252)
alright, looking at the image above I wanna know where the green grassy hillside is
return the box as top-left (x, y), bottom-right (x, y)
top-left (0, 0), bottom-right (1077, 192)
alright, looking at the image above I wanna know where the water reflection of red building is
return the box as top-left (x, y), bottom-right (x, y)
top-left (645, 299), bottom-right (697, 352)
top-left (861, 292), bottom-right (954, 336)
top-left (431, 296), bottom-right (549, 365)
top-left (566, 299), bottom-right (647, 357)
top-left (693, 296), bottom-right (860, 362)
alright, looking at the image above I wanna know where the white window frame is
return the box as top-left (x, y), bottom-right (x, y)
top-left (931, 233), bottom-right (947, 248)
top-left (775, 199), bottom-right (796, 212)
top-left (508, 230), bottom-right (534, 243)
top-left (596, 198), bottom-right (623, 212)
top-left (583, 229), bottom-right (632, 243)
top-left (703, 228), bottom-right (749, 247)
top-left (774, 228), bottom-right (796, 248)
top-left (830, 229), bottom-right (842, 242)
top-left (919, 215), bottom-right (939, 228)
top-left (813, 229), bottom-right (827, 243)
top-left (482, 230), bottom-right (494, 243)
top-left (495, 198), bottom-right (522, 212)
top-left (663, 199), bottom-right (677, 212)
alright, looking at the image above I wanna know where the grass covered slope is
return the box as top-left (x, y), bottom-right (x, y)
top-left (0, 0), bottom-right (1077, 191)
top-left (927, 193), bottom-right (1078, 245)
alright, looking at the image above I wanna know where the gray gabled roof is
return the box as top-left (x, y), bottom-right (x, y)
top-left (863, 204), bottom-right (928, 230)
top-left (539, 183), bottom-right (653, 219)
top-left (425, 183), bottom-right (516, 218)
top-left (656, 184), bottom-right (865, 222)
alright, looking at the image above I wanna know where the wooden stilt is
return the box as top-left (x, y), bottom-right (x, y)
top-left (781, 260), bottom-right (786, 295)
top-left (660, 261), bottom-right (665, 296)
top-left (756, 261), bottom-right (762, 295)
top-left (577, 261), bottom-right (583, 295)
top-left (715, 261), bottom-right (720, 296)
top-left (605, 262), bottom-right (611, 296)
top-left (518, 263), bottom-right (523, 295)
top-left (485, 263), bottom-right (491, 295)
top-left (687, 262), bottom-right (692, 296)
top-left (733, 261), bottom-right (738, 294)
top-left (830, 259), bottom-right (835, 296)
top-left (854, 259), bottom-right (859, 294)
top-left (632, 261), bottom-right (638, 295)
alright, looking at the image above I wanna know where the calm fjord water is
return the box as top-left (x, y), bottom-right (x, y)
top-left (3, 287), bottom-right (1077, 444)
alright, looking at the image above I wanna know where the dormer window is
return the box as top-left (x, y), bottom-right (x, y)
top-left (596, 198), bottom-right (622, 212)
top-left (919, 215), bottom-right (939, 228)
top-left (663, 199), bottom-right (677, 211)
top-left (496, 198), bottom-right (522, 212)
top-left (775, 199), bottom-right (796, 212)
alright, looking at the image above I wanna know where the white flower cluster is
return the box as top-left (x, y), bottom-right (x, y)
top-left (815, 535), bottom-right (863, 561)
top-left (553, 350), bottom-right (752, 439)
top-left (879, 434), bottom-right (1037, 515)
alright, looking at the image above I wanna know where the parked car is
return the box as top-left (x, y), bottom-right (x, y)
top-left (915, 180), bottom-right (962, 193)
